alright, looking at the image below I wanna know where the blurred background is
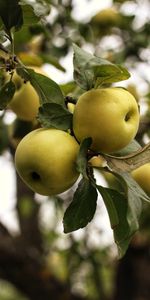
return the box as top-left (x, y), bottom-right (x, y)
top-left (0, 0), bottom-right (150, 299)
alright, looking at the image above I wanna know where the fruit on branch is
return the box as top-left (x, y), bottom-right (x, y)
top-left (7, 66), bottom-right (47, 121)
top-left (132, 163), bottom-right (150, 195)
top-left (73, 87), bottom-right (140, 154)
top-left (15, 128), bottom-right (80, 196)
top-left (91, 8), bottom-right (121, 28)
top-left (67, 102), bottom-right (75, 114)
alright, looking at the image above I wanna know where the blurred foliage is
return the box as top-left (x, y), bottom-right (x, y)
top-left (0, 280), bottom-right (28, 300)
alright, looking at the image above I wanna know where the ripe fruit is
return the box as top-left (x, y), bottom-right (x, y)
top-left (15, 128), bottom-right (80, 196)
top-left (88, 155), bottom-right (106, 168)
top-left (91, 8), bottom-right (121, 27)
top-left (132, 163), bottom-right (150, 195)
top-left (67, 102), bottom-right (75, 114)
top-left (7, 67), bottom-right (47, 121)
top-left (73, 87), bottom-right (140, 154)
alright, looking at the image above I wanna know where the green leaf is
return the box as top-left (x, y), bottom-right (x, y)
top-left (0, 32), bottom-right (7, 43)
top-left (96, 168), bottom-right (150, 257)
top-left (97, 185), bottom-right (119, 229)
top-left (0, 0), bottom-right (23, 31)
top-left (73, 44), bottom-right (130, 90)
top-left (20, 0), bottom-right (51, 18)
top-left (60, 81), bottom-right (77, 95)
top-left (93, 64), bottom-right (130, 86)
top-left (16, 67), bottom-right (65, 106)
top-left (0, 81), bottom-right (15, 110)
top-left (21, 4), bottom-right (40, 25)
top-left (76, 138), bottom-right (92, 178)
top-left (63, 177), bottom-right (98, 233)
top-left (112, 139), bottom-right (141, 156)
top-left (0, 120), bottom-right (9, 154)
top-left (73, 43), bottom-right (95, 90)
top-left (38, 103), bottom-right (73, 131)
top-left (96, 185), bottom-right (130, 257)
top-left (114, 171), bottom-right (149, 254)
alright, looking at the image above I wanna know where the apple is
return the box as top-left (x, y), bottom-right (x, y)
top-left (73, 87), bottom-right (140, 154)
top-left (91, 8), bottom-right (121, 27)
top-left (7, 66), bottom-right (47, 121)
top-left (88, 155), bottom-right (106, 168)
top-left (67, 102), bottom-right (75, 114)
top-left (132, 163), bottom-right (150, 195)
top-left (15, 128), bottom-right (80, 196)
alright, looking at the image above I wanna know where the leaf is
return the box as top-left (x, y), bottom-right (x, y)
top-left (114, 171), bottom-right (150, 255)
top-left (0, 0), bottom-right (23, 31)
top-left (73, 44), bottom-right (130, 90)
top-left (21, 4), bottom-right (40, 25)
top-left (20, 0), bottom-right (51, 18)
top-left (16, 67), bottom-right (65, 106)
top-left (96, 185), bottom-right (131, 257)
top-left (117, 172), bottom-right (146, 237)
top-left (0, 81), bottom-right (15, 110)
top-left (93, 64), bottom-right (130, 86)
top-left (38, 103), bottom-right (73, 131)
top-left (60, 81), bottom-right (77, 95)
top-left (112, 139), bottom-right (141, 157)
top-left (104, 142), bottom-right (150, 172)
top-left (73, 43), bottom-right (95, 90)
top-left (97, 185), bottom-right (119, 229)
top-left (63, 178), bottom-right (98, 233)
top-left (76, 138), bottom-right (92, 178)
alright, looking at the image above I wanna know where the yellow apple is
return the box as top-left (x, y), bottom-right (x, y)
top-left (67, 102), bottom-right (75, 114)
top-left (73, 87), bottom-right (140, 154)
top-left (132, 163), bottom-right (150, 195)
top-left (7, 66), bottom-right (47, 121)
top-left (91, 8), bottom-right (121, 27)
top-left (15, 128), bottom-right (80, 196)
top-left (88, 155), bottom-right (106, 168)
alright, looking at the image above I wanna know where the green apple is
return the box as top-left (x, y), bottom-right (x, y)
top-left (73, 87), bottom-right (140, 154)
top-left (15, 128), bottom-right (80, 196)
top-left (91, 8), bottom-right (121, 27)
top-left (132, 163), bottom-right (150, 195)
top-left (7, 66), bottom-right (47, 121)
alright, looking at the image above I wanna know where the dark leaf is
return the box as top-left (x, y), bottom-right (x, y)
top-left (97, 185), bottom-right (130, 257)
top-left (76, 138), bottom-right (92, 178)
top-left (0, 81), bottom-right (15, 110)
top-left (38, 103), bottom-right (73, 131)
top-left (63, 178), bottom-right (98, 233)
top-left (0, 0), bottom-right (23, 31)
top-left (16, 67), bottom-right (65, 106)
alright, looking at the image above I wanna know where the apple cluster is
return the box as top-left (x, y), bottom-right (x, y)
top-left (13, 83), bottom-right (143, 196)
